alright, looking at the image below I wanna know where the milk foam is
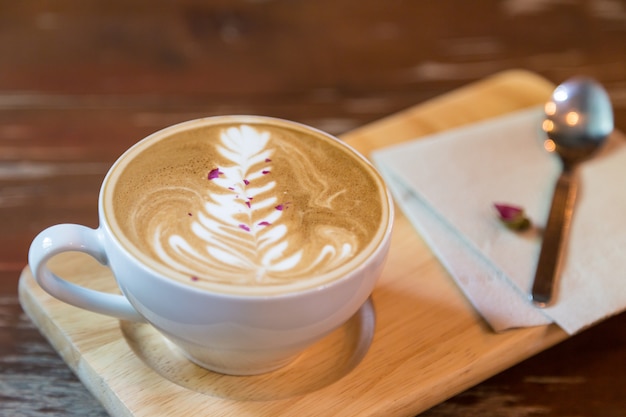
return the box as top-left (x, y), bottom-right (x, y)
top-left (153, 124), bottom-right (358, 285)
top-left (107, 117), bottom-right (385, 294)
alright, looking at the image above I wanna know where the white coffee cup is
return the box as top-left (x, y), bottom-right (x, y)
top-left (28, 115), bottom-right (393, 375)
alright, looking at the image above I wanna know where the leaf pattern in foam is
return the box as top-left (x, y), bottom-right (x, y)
top-left (153, 124), bottom-right (357, 286)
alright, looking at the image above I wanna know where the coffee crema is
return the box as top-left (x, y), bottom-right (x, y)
top-left (104, 116), bottom-right (388, 295)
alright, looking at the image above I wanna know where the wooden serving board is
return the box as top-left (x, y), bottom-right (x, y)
top-left (19, 70), bottom-right (568, 417)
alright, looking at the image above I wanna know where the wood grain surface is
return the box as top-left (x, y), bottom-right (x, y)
top-left (2, 2), bottom-right (626, 416)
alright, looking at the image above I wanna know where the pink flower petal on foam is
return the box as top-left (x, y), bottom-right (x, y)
top-left (275, 202), bottom-right (291, 211)
top-left (208, 168), bottom-right (222, 180)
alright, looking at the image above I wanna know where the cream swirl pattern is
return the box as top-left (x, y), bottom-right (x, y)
top-left (155, 124), bottom-right (358, 285)
top-left (108, 118), bottom-right (385, 294)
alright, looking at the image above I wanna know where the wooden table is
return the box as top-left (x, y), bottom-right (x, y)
top-left (2, 2), bottom-right (626, 416)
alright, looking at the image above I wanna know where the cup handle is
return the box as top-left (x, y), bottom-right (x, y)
top-left (28, 224), bottom-right (144, 322)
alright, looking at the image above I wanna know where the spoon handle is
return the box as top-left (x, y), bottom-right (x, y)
top-left (531, 168), bottom-right (577, 307)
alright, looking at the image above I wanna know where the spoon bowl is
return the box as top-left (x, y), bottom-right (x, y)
top-left (543, 77), bottom-right (614, 167)
top-left (531, 77), bottom-right (613, 307)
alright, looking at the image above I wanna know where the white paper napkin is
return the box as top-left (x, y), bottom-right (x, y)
top-left (372, 107), bottom-right (626, 334)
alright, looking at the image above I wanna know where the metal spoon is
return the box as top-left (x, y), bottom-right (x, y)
top-left (531, 76), bottom-right (613, 307)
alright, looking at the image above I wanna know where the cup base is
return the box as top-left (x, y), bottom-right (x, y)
top-left (179, 348), bottom-right (300, 376)
top-left (163, 331), bottom-right (317, 376)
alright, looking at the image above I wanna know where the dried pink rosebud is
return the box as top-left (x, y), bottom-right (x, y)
top-left (494, 203), bottom-right (531, 231)
top-left (243, 179), bottom-right (250, 185)
top-left (258, 221), bottom-right (271, 226)
top-left (191, 276), bottom-right (199, 282)
top-left (265, 158), bottom-right (272, 162)
top-left (494, 203), bottom-right (523, 221)
top-left (262, 170), bottom-right (270, 175)
top-left (239, 224), bottom-right (250, 232)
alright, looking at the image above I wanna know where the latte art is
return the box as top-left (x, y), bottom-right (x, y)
top-left (106, 117), bottom-right (387, 294)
